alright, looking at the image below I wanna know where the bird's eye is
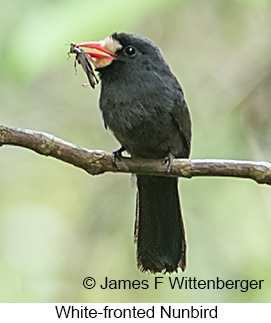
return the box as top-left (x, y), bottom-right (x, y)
top-left (124, 45), bottom-right (136, 57)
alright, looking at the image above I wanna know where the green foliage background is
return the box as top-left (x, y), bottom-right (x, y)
top-left (0, 0), bottom-right (271, 302)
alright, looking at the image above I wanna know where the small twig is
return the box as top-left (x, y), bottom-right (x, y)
top-left (1, 125), bottom-right (271, 185)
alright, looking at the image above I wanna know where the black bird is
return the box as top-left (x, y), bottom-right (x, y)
top-left (75, 33), bottom-right (191, 273)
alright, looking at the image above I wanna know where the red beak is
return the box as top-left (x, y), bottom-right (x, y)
top-left (75, 41), bottom-right (116, 60)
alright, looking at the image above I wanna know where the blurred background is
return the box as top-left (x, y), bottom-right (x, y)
top-left (0, 0), bottom-right (271, 303)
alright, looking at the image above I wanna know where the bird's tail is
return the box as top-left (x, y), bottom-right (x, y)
top-left (135, 175), bottom-right (186, 273)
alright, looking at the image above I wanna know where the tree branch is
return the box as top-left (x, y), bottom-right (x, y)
top-left (1, 125), bottom-right (271, 185)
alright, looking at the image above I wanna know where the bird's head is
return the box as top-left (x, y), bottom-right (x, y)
top-left (75, 32), bottom-right (170, 78)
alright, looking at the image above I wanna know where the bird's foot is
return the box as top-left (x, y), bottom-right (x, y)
top-left (162, 153), bottom-right (174, 173)
top-left (112, 146), bottom-right (125, 168)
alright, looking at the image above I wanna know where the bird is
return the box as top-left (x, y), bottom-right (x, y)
top-left (75, 32), bottom-right (191, 273)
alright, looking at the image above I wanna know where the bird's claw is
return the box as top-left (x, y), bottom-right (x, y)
top-left (162, 153), bottom-right (174, 173)
top-left (112, 146), bottom-right (125, 168)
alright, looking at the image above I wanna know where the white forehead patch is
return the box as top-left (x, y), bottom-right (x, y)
top-left (102, 36), bottom-right (122, 54)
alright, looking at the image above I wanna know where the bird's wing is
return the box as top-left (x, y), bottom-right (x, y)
top-left (170, 92), bottom-right (191, 158)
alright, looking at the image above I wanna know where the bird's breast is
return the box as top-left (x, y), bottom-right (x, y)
top-left (101, 99), bottom-right (182, 159)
